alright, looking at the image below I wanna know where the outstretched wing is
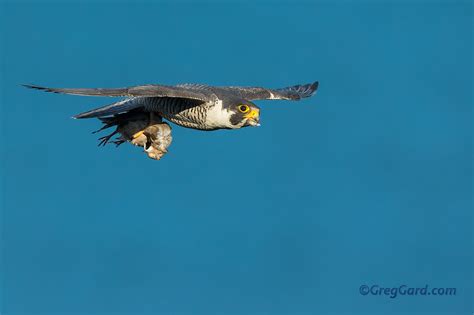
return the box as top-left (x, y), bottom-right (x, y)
top-left (223, 81), bottom-right (318, 101)
top-left (22, 84), bottom-right (213, 102)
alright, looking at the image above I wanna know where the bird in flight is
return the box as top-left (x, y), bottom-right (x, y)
top-left (24, 81), bottom-right (319, 160)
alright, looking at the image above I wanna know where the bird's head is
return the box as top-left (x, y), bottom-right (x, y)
top-left (229, 100), bottom-right (260, 128)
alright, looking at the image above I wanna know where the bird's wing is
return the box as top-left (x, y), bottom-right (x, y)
top-left (23, 84), bottom-right (213, 102)
top-left (222, 81), bottom-right (318, 101)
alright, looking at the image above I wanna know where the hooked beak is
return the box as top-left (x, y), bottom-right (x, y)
top-left (244, 108), bottom-right (260, 127)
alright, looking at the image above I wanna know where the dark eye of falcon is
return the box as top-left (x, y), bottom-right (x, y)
top-left (238, 105), bottom-right (250, 113)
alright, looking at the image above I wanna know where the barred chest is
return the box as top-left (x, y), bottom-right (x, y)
top-left (158, 100), bottom-right (235, 130)
top-left (163, 105), bottom-right (212, 130)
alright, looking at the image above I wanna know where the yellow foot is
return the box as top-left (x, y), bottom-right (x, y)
top-left (131, 130), bottom-right (147, 147)
top-left (132, 130), bottom-right (144, 139)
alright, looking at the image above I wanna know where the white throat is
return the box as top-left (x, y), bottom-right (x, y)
top-left (205, 100), bottom-right (235, 129)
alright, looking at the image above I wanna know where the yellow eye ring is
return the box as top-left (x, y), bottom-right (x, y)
top-left (238, 105), bottom-right (250, 113)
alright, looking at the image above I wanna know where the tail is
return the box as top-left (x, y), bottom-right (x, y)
top-left (73, 97), bottom-right (143, 119)
top-left (93, 110), bottom-right (148, 133)
top-left (93, 110), bottom-right (150, 146)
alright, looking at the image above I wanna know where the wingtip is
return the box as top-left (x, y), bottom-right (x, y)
top-left (72, 112), bottom-right (94, 119)
top-left (302, 81), bottom-right (319, 98)
top-left (22, 84), bottom-right (47, 91)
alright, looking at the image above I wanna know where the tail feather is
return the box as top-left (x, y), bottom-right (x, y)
top-left (97, 130), bottom-right (118, 147)
top-left (92, 110), bottom-right (150, 146)
top-left (92, 110), bottom-right (148, 134)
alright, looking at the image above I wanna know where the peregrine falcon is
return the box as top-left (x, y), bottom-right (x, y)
top-left (24, 81), bottom-right (319, 160)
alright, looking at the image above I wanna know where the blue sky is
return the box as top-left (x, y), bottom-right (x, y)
top-left (0, 1), bottom-right (472, 314)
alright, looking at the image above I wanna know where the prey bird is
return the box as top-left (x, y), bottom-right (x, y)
top-left (24, 81), bottom-right (319, 160)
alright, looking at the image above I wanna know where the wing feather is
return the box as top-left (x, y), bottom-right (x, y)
top-left (223, 81), bottom-right (318, 101)
top-left (22, 84), bottom-right (212, 102)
